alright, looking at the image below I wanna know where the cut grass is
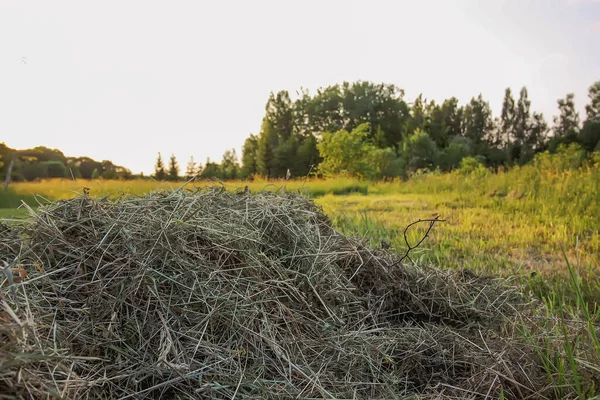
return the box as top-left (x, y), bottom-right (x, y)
top-left (1, 156), bottom-right (598, 396)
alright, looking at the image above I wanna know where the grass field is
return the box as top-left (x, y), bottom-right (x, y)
top-left (1, 149), bottom-right (599, 396)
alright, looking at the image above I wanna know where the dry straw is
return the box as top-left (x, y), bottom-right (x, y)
top-left (1, 188), bottom-right (550, 399)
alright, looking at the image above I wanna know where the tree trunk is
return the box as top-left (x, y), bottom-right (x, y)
top-left (4, 154), bottom-right (15, 190)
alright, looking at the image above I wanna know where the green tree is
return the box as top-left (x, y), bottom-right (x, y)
top-left (220, 149), bottom-right (239, 180)
top-left (438, 136), bottom-right (473, 171)
top-left (294, 134), bottom-right (320, 177)
top-left (185, 156), bottom-right (198, 180)
top-left (294, 81), bottom-right (409, 149)
top-left (102, 168), bottom-right (118, 180)
top-left (72, 157), bottom-right (102, 179)
top-left (408, 94), bottom-right (428, 135)
top-left (584, 81), bottom-right (600, 123)
top-left (200, 158), bottom-right (222, 179)
top-left (340, 81), bottom-right (409, 148)
top-left (550, 93), bottom-right (580, 152)
top-left (66, 160), bottom-right (82, 179)
top-left (256, 119), bottom-right (280, 177)
top-left (462, 94), bottom-right (493, 145)
top-left (22, 162), bottom-right (48, 181)
top-left (45, 161), bottom-right (68, 178)
top-left (154, 153), bottom-right (166, 180)
top-left (500, 88), bottom-right (516, 148)
top-left (514, 87), bottom-right (531, 147)
top-left (527, 112), bottom-right (548, 152)
top-left (579, 81), bottom-right (600, 151)
top-left (168, 154), bottom-right (179, 181)
top-left (317, 123), bottom-right (396, 179)
top-left (400, 129), bottom-right (439, 172)
top-left (241, 134), bottom-right (259, 178)
top-left (553, 93), bottom-right (580, 138)
top-left (265, 91), bottom-right (294, 140)
top-left (579, 121), bottom-right (600, 152)
top-left (442, 98), bottom-right (463, 139)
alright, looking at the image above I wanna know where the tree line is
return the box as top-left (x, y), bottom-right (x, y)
top-left (5, 80), bottom-right (599, 183)
top-left (235, 80), bottom-right (600, 179)
top-left (152, 150), bottom-right (241, 181)
top-left (0, 144), bottom-right (132, 181)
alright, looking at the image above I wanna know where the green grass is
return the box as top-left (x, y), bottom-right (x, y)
top-left (2, 153), bottom-right (599, 397)
top-left (0, 208), bottom-right (29, 218)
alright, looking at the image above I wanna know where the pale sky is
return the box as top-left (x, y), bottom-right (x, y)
top-left (1, 0), bottom-right (598, 174)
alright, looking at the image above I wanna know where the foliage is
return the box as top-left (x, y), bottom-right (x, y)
top-left (553, 93), bottom-right (580, 138)
top-left (457, 156), bottom-right (489, 176)
top-left (154, 153), bottom-right (166, 181)
top-left (220, 149), bottom-right (239, 180)
top-left (167, 154), bottom-right (179, 181)
top-left (317, 123), bottom-right (401, 179)
top-left (0, 143), bottom-right (131, 181)
top-left (185, 156), bottom-right (198, 180)
top-left (238, 80), bottom-right (600, 179)
top-left (199, 158), bottom-right (221, 179)
top-left (584, 81), bottom-right (600, 122)
top-left (241, 134), bottom-right (259, 178)
top-left (400, 129), bottom-right (439, 172)
top-left (438, 136), bottom-right (473, 171)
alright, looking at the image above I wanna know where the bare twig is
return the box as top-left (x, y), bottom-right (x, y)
top-left (387, 216), bottom-right (446, 268)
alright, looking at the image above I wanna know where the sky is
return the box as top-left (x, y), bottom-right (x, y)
top-left (0, 0), bottom-right (598, 174)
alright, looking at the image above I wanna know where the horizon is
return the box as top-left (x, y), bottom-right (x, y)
top-left (1, 0), bottom-right (599, 174)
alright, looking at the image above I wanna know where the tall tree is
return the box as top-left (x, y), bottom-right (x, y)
top-left (584, 81), bottom-right (600, 123)
top-left (527, 112), bottom-right (548, 151)
top-left (295, 134), bottom-right (320, 176)
top-left (154, 153), bottom-right (166, 181)
top-left (241, 134), bottom-right (259, 178)
top-left (295, 82), bottom-right (409, 148)
top-left (426, 98), bottom-right (462, 149)
top-left (168, 154), bottom-right (179, 181)
top-left (500, 88), bottom-right (516, 147)
top-left (340, 81), bottom-right (409, 148)
top-left (220, 149), bottom-right (239, 180)
top-left (425, 101), bottom-right (445, 148)
top-left (443, 98), bottom-right (463, 139)
top-left (256, 119), bottom-right (280, 177)
top-left (580, 81), bottom-right (600, 151)
top-left (265, 91), bottom-right (294, 140)
top-left (553, 93), bottom-right (580, 138)
top-left (408, 94), bottom-right (428, 135)
top-left (514, 87), bottom-right (532, 146)
top-left (185, 156), bottom-right (198, 180)
top-left (200, 157), bottom-right (221, 179)
top-left (462, 94), bottom-right (493, 145)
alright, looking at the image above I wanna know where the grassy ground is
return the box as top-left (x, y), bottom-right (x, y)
top-left (1, 150), bottom-right (599, 396)
top-left (1, 159), bottom-right (598, 301)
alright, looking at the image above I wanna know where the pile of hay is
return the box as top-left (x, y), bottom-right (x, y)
top-left (1, 189), bottom-right (549, 399)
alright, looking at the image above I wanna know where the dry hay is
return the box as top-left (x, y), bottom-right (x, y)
top-left (0, 188), bottom-right (550, 399)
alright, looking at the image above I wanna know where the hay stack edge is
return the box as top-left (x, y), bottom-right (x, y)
top-left (1, 188), bottom-right (549, 399)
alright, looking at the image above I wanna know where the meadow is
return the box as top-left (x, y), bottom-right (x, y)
top-left (1, 147), bottom-right (600, 397)
top-left (3, 149), bottom-right (598, 302)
